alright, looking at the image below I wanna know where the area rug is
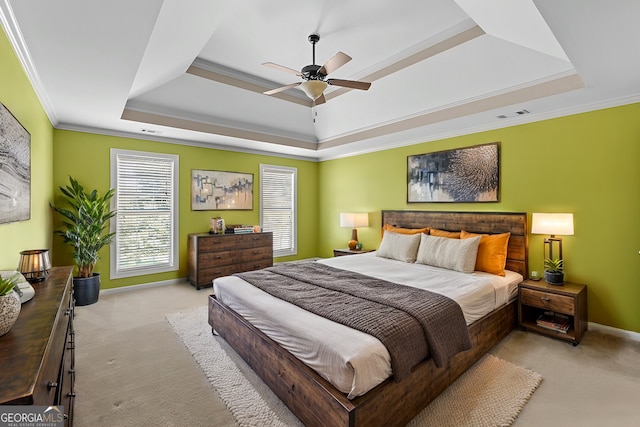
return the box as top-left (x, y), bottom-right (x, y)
top-left (167, 306), bottom-right (542, 427)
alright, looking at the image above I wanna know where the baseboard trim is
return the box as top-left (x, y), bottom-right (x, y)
top-left (100, 278), bottom-right (187, 295)
top-left (589, 322), bottom-right (640, 342)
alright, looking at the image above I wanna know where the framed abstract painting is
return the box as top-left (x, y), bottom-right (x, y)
top-left (407, 142), bottom-right (499, 203)
top-left (191, 169), bottom-right (253, 210)
top-left (0, 102), bottom-right (30, 224)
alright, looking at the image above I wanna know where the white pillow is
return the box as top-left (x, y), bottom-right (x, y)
top-left (416, 234), bottom-right (481, 273)
top-left (376, 231), bottom-right (422, 263)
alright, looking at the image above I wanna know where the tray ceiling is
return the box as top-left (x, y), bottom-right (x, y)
top-left (1, 0), bottom-right (639, 160)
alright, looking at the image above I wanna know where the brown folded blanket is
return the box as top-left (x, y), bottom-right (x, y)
top-left (236, 262), bottom-right (472, 381)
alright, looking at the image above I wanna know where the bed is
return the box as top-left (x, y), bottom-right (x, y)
top-left (208, 210), bottom-right (528, 426)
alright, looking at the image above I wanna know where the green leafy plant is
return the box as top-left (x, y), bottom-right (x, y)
top-left (52, 176), bottom-right (116, 278)
top-left (544, 258), bottom-right (564, 273)
top-left (0, 273), bottom-right (21, 296)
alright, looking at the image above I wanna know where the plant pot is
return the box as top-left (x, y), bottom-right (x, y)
top-left (73, 274), bottom-right (101, 306)
top-left (544, 271), bottom-right (564, 285)
top-left (0, 292), bottom-right (21, 336)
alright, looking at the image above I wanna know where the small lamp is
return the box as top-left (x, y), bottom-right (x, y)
top-left (532, 213), bottom-right (574, 285)
top-left (340, 213), bottom-right (369, 250)
top-left (531, 213), bottom-right (574, 261)
top-left (18, 249), bottom-right (52, 283)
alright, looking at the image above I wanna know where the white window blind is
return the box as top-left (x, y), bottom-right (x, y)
top-left (260, 164), bottom-right (297, 257)
top-left (110, 149), bottom-right (179, 278)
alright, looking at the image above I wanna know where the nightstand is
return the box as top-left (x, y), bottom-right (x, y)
top-left (518, 279), bottom-right (588, 345)
top-left (333, 248), bottom-right (375, 257)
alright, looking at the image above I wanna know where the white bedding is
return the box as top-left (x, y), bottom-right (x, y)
top-left (213, 252), bottom-right (522, 399)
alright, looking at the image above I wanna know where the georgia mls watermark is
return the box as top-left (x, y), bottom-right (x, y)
top-left (0, 406), bottom-right (64, 427)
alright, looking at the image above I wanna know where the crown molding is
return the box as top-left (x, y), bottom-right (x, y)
top-left (0, 0), bottom-right (59, 125)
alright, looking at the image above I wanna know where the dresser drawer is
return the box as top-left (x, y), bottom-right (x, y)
top-left (236, 259), bottom-right (273, 273)
top-left (520, 287), bottom-right (575, 315)
top-left (199, 259), bottom-right (272, 284)
top-left (199, 246), bottom-right (272, 267)
top-left (198, 235), bottom-right (241, 252)
top-left (232, 233), bottom-right (272, 249)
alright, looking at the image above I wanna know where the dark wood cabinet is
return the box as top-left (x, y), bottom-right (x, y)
top-left (0, 266), bottom-right (75, 426)
top-left (188, 232), bottom-right (273, 289)
top-left (518, 279), bottom-right (587, 345)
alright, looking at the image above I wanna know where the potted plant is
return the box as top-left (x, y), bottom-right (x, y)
top-left (544, 258), bottom-right (564, 285)
top-left (0, 272), bottom-right (21, 336)
top-left (52, 176), bottom-right (116, 306)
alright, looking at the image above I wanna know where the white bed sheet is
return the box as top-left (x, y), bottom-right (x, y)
top-left (213, 252), bottom-right (522, 399)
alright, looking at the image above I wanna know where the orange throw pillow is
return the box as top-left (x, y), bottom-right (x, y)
top-left (460, 230), bottom-right (510, 276)
top-left (429, 228), bottom-right (461, 239)
top-left (382, 224), bottom-right (429, 236)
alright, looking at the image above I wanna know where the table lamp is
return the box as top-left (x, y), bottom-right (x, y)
top-left (531, 213), bottom-right (574, 261)
top-left (340, 213), bottom-right (369, 250)
top-left (18, 249), bottom-right (52, 283)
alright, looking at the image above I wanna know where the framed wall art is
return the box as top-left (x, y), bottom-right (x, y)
top-left (407, 142), bottom-right (499, 203)
top-left (191, 169), bottom-right (253, 210)
top-left (0, 102), bottom-right (30, 224)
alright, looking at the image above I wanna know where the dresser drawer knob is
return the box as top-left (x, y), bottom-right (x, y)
top-left (47, 381), bottom-right (58, 390)
top-left (541, 297), bottom-right (551, 302)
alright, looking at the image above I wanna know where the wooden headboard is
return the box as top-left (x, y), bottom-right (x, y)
top-left (381, 210), bottom-right (528, 277)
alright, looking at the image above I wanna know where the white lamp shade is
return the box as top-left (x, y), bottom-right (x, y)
top-left (531, 213), bottom-right (574, 236)
top-left (300, 80), bottom-right (328, 100)
top-left (340, 213), bottom-right (369, 228)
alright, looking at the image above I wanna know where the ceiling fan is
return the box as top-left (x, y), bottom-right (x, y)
top-left (262, 34), bottom-right (371, 105)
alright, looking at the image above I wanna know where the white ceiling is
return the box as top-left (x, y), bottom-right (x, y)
top-left (1, 0), bottom-right (639, 161)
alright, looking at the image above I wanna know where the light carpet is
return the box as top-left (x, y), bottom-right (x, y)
top-left (167, 306), bottom-right (542, 427)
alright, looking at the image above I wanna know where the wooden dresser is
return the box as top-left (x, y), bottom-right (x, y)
top-left (0, 266), bottom-right (75, 426)
top-left (188, 232), bottom-right (273, 289)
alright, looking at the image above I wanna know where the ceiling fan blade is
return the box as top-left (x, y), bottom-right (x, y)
top-left (262, 62), bottom-right (302, 77)
top-left (327, 79), bottom-right (371, 90)
top-left (314, 93), bottom-right (326, 106)
top-left (318, 52), bottom-right (351, 75)
top-left (263, 82), bottom-right (301, 95)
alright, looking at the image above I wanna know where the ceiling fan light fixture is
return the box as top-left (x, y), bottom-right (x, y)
top-left (300, 80), bottom-right (328, 100)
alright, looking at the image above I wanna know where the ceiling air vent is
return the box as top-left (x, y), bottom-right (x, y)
top-left (496, 109), bottom-right (530, 119)
top-left (140, 128), bottom-right (163, 135)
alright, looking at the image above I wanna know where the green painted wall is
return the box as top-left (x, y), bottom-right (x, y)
top-left (0, 26), bottom-right (54, 270)
top-left (52, 130), bottom-right (319, 289)
top-left (319, 103), bottom-right (640, 333)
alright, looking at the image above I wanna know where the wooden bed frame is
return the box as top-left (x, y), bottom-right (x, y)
top-left (208, 210), bottom-right (528, 426)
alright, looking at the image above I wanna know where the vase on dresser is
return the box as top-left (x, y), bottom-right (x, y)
top-left (0, 291), bottom-right (21, 336)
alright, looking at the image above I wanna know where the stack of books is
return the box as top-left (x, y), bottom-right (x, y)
top-left (233, 226), bottom-right (255, 234)
top-left (536, 311), bottom-right (570, 333)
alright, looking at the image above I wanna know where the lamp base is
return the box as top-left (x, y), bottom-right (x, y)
top-left (348, 240), bottom-right (358, 250)
top-left (23, 271), bottom-right (48, 284)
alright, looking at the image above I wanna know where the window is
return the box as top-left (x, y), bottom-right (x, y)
top-left (110, 149), bottom-right (179, 278)
top-left (260, 164), bottom-right (297, 257)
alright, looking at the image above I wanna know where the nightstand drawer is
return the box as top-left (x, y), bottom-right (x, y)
top-left (520, 288), bottom-right (575, 315)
